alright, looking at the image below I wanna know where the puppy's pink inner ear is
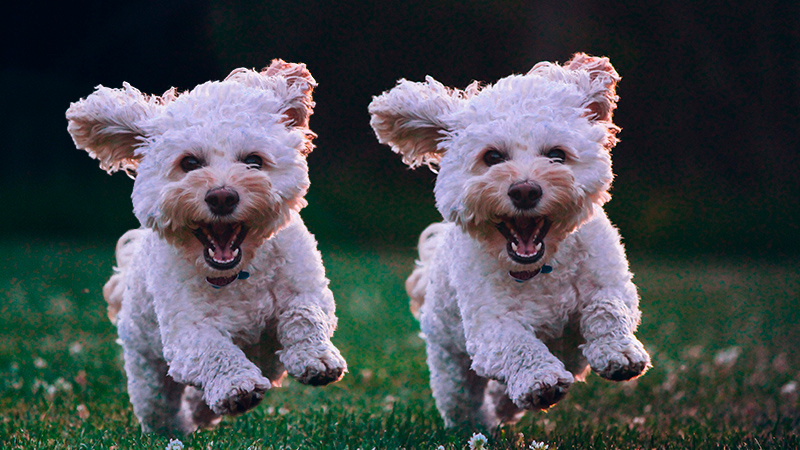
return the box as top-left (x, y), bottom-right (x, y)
top-left (586, 100), bottom-right (612, 122)
top-left (281, 108), bottom-right (309, 128)
top-left (262, 60), bottom-right (316, 130)
top-left (565, 53), bottom-right (619, 122)
top-left (297, 130), bottom-right (316, 157)
top-left (565, 53), bottom-right (617, 79)
top-left (279, 105), bottom-right (316, 156)
top-left (263, 59), bottom-right (314, 83)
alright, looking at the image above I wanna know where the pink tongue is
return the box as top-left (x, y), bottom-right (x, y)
top-left (211, 224), bottom-right (236, 261)
top-left (214, 245), bottom-right (236, 262)
top-left (513, 217), bottom-right (540, 255)
top-left (516, 236), bottom-right (538, 255)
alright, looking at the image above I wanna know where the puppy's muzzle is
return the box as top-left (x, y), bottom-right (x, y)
top-left (205, 187), bottom-right (240, 216)
top-left (508, 181), bottom-right (542, 210)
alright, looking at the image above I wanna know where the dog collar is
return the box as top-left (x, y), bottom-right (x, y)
top-left (509, 264), bottom-right (552, 283)
top-left (207, 270), bottom-right (250, 289)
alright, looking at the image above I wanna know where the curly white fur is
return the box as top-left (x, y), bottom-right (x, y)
top-left (67, 60), bottom-right (346, 436)
top-left (370, 53), bottom-right (650, 430)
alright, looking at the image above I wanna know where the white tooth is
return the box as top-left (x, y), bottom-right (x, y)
top-left (511, 242), bottom-right (518, 252)
top-left (208, 248), bottom-right (215, 257)
top-left (233, 248), bottom-right (240, 257)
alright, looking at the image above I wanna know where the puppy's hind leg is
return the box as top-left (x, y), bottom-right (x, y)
top-left (179, 386), bottom-right (221, 433)
top-left (480, 380), bottom-right (524, 429)
top-left (425, 340), bottom-right (488, 430)
top-left (121, 345), bottom-right (188, 435)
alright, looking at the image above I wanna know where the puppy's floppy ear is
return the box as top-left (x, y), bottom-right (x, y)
top-left (66, 83), bottom-right (159, 177)
top-left (226, 59), bottom-right (317, 155)
top-left (262, 59), bottom-right (316, 129)
top-left (369, 76), bottom-right (468, 170)
top-left (564, 52), bottom-right (620, 123)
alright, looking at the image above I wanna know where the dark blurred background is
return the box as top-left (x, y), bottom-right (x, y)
top-left (3, 0), bottom-right (798, 255)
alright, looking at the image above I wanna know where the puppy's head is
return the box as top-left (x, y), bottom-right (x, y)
top-left (370, 53), bottom-right (620, 269)
top-left (67, 60), bottom-right (317, 280)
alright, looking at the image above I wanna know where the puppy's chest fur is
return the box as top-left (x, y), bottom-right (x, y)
top-left (139, 233), bottom-right (288, 346)
top-left (448, 226), bottom-right (589, 342)
top-left (502, 272), bottom-right (580, 341)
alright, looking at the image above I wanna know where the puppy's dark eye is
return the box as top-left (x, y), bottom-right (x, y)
top-left (242, 154), bottom-right (263, 169)
top-left (545, 148), bottom-right (566, 163)
top-left (482, 149), bottom-right (506, 166)
top-left (180, 155), bottom-right (204, 172)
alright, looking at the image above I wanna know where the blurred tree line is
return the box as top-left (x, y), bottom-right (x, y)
top-left (2, 0), bottom-right (798, 255)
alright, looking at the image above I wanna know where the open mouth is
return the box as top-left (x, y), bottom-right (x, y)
top-left (496, 216), bottom-right (551, 264)
top-left (192, 222), bottom-right (249, 270)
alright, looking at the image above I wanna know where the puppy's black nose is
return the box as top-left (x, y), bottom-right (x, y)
top-left (205, 187), bottom-right (239, 216)
top-left (508, 181), bottom-right (542, 210)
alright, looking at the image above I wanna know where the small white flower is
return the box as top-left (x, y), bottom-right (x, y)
top-left (33, 357), bottom-right (47, 369)
top-left (781, 381), bottom-right (797, 395)
top-left (70, 342), bottom-right (83, 355)
top-left (32, 379), bottom-right (45, 393)
top-left (54, 377), bottom-right (72, 392)
top-left (468, 433), bottom-right (488, 450)
top-left (436, 446), bottom-right (446, 450)
top-left (76, 403), bottom-right (90, 420)
top-left (713, 346), bottom-right (741, 368)
top-left (360, 368), bottom-right (373, 381)
top-left (382, 394), bottom-right (397, 411)
top-left (529, 441), bottom-right (549, 450)
top-left (165, 438), bottom-right (184, 450)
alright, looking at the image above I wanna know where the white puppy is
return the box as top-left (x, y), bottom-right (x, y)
top-left (67, 60), bottom-right (346, 435)
top-left (369, 53), bottom-right (650, 429)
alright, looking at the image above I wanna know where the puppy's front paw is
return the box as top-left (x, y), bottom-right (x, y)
top-left (507, 368), bottom-right (574, 410)
top-left (206, 375), bottom-right (271, 416)
top-left (583, 336), bottom-right (651, 381)
top-left (280, 341), bottom-right (347, 386)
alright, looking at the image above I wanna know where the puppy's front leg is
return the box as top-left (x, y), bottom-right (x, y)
top-left (575, 223), bottom-right (650, 381)
top-left (579, 292), bottom-right (651, 381)
top-left (273, 220), bottom-right (347, 386)
top-left (159, 319), bottom-right (271, 416)
top-left (458, 289), bottom-right (574, 410)
top-left (277, 298), bottom-right (346, 386)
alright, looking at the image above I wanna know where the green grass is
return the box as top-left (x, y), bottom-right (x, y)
top-left (0, 239), bottom-right (798, 449)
